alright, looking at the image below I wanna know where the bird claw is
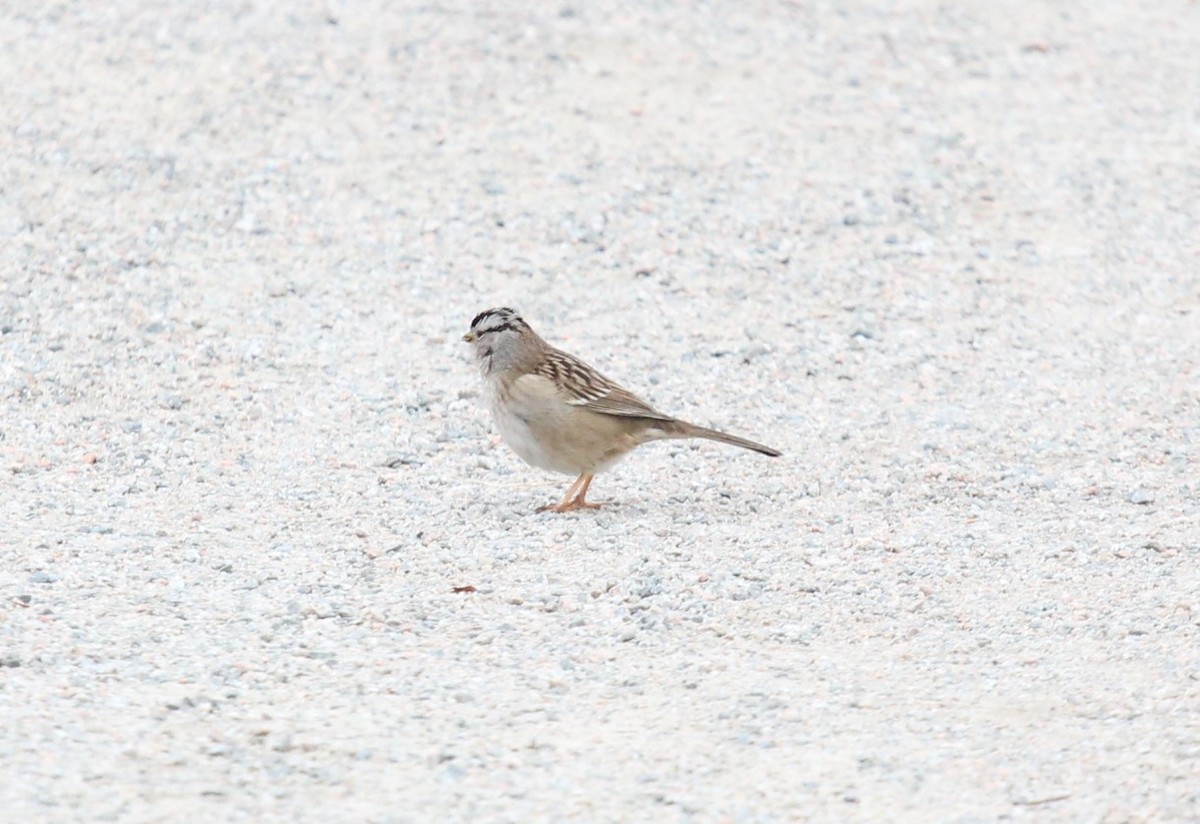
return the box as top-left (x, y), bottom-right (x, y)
top-left (537, 500), bottom-right (603, 513)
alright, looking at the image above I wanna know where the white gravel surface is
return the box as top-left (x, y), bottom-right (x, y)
top-left (3, 1), bottom-right (1199, 820)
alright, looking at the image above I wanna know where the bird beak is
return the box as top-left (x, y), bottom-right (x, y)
top-left (462, 332), bottom-right (475, 343)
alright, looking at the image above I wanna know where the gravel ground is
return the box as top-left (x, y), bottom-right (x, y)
top-left (3, 1), bottom-right (1198, 820)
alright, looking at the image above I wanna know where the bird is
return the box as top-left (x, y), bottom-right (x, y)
top-left (462, 307), bottom-right (781, 512)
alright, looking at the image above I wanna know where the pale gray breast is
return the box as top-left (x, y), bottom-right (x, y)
top-left (488, 373), bottom-right (580, 474)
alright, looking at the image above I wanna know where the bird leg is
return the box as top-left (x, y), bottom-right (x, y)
top-left (568, 474), bottom-right (601, 510)
top-left (537, 474), bottom-right (584, 513)
top-left (537, 474), bottom-right (601, 513)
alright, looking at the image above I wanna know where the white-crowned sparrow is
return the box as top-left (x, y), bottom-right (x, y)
top-left (462, 307), bottom-right (781, 512)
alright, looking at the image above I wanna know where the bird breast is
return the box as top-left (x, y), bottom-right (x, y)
top-left (485, 373), bottom-right (638, 476)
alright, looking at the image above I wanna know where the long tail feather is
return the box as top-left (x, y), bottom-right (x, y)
top-left (662, 420), bottom-right (781, 457)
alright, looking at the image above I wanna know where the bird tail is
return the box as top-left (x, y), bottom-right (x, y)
top-left (657, 420), bottom-right (781, 457)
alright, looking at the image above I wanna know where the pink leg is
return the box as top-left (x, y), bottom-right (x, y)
top-left (537, 474), bottom-right (601, 513)
top-left (537, 474), bottom-right (586, 513)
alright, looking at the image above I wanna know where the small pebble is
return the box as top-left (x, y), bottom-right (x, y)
top-left (1128, 487), bottom-right (1154, 505)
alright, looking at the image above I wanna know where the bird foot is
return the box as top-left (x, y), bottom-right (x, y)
top-left (537, 499), bottom-right (604, 514)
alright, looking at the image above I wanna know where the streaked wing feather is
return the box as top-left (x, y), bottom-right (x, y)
top-left (537, 348), bottom-right (674, 421)
top-left (574, 385), bottom-right (667, 418)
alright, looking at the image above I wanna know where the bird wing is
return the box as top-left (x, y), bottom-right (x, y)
top-left (537, 348), bottom-right (675, 422)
